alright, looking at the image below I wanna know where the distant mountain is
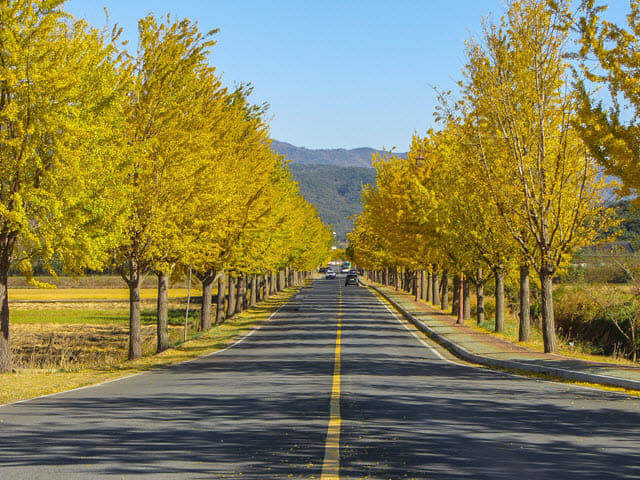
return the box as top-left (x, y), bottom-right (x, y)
top-left (273, 140), bottom-right (405, 243)
top-left (289, 164), bottom-right (376, 244)
top-left (271, 139), bottom-right (405, 168)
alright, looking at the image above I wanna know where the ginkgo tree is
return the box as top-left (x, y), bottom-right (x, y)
top-left (0, 0), bottom-right (128, 372)
top-left (459, 0), bottom-right (615, 352)
top-left (113, 13), bottom-right (222, 359)
top-left (575, 0), bottom-right (640, 200)
top-left (351, 0), bottom-right (616, 352)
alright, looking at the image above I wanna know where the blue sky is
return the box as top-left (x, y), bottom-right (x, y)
top-left (64, 1), bottom-right (630, 153)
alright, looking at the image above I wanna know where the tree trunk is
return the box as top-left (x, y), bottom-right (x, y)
top-left (440, 269), bottom-right (449, 310)
top-left (452, 274), bottom-right (461, 317)
top-left (476, 268), bottom-right (485, 325)
top-left (259, 275), bottom-right (265, 301)
top-left (519, 265), bottom-right (531, 343)
top-left (0, 255), bottom-right (11, 373)
top-left (457, 274), bottom-right (464, 324)
top-left (384, 266), bottom-right (389, 286)
top-left (427, 271), bottom-right (433, 303)
top-left (540, 267), bottom-right (558, 353)
top-left (128, 270), bottom-right (142, 360)
top-left (463, 275), bottom-right (471, 321)
top-left (227, 275), bottom-right (237, 318)
top-left (250, 274), bottom-right (257, 306)
top-left (414, 270), bottom-right (420, 302)
top-left (421, 270), bottom-right (427, 301)
top-left (493, 266), bottom-right (505, 333)
top-left (215, 274), bottom-right (226, 325)
top-left (200, 272), bottom-right (215, 331)
top-left (236, 274), bottom-right (246, 314)
top-left (157, 272), bottom-right (169, 353)
top-left (394, 266), bottom-right (399, 291)
top-left (433, 272), bottom-right (440, 306)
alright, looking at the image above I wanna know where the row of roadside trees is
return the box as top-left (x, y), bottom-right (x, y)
top-left (0, 0), bottom-right (332, 372)
top-left (349, 0), bottom-right (640, 354)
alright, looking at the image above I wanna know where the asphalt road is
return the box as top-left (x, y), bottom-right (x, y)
top-left (1, 277), bottom-right (640, 479)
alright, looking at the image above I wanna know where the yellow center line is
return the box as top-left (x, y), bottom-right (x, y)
top-left (321, 285), bottom-right (342, 480)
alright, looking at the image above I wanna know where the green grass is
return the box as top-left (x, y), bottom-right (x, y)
top-left (10, 306), bottom-right (199, 325)
top-left (10, 309), bottom-right (129, 325)
top-left (8, 287), bottom-right (202, 301)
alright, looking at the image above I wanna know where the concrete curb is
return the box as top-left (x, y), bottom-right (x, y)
top-left (371, 285), bottom-right (640, 391)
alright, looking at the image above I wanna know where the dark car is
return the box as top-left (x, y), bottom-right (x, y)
top-left (344, 272), bottom-right (359, 286)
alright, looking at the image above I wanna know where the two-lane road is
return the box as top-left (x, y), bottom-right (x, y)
top-left (1, 278), bottom-right (639, 479)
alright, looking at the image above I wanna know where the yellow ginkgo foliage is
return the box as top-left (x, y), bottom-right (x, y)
top-left (0, 0), bottom-right (128, 372)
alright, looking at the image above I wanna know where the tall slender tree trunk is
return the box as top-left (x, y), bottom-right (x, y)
top-left (427, 271), bottom-right (433, 303)
top-left (128, 268), bottom-right (142, 360)
top-left (421, 270), bottom-right (427, 301)
top-left (493, 266), bottom-right (505, 333)
top-left (463, 275), bottom-right (471, 320)
top-left (227, 275), bottom-right (237, 318)
top-left (157, 272), bottom-right (169, 353)
top-left (476, 268), bottom-right (485, 325)
top-left (250, 274), bottom-right (257, 306)
top-left (519, 265), bottom-right (531, 342)
top-left (433, 272), bottom-right (440, 306)
top-left (260, 275), bottom-right (266, 301)
top-left (200, 272), bottom-right (215, 331)
top-left (236, 274), bottom-right (246, 314)
top-left (406, 269), bottom-right (412, 293)
top-left (0, 253), bottom-right (12, 373)
top-left (384, 266), bottom-right (389, 286)
top-left (440, 269), bottom-right (449, 310)
top-left (414, 270), bottom-right (420, 301)
top-left (215, 273), bottom-right (226, 325)
top-left (457, 274), bottom-right (464, 324)
top-left (540, 267), bottom-right (558, 353)
top-left (452, 274), bottom-right (461, 317)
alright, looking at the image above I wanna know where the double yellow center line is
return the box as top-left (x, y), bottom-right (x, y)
top-left (321, 285), bottom-right (342, 480)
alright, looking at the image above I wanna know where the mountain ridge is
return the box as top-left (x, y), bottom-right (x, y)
top-left (271, 139), bottom-right (406, 168)
top-left (270, 140), bottom-right (407, 243)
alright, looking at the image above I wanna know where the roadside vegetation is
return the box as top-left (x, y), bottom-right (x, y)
top-left (348, 0), bottom-right (640, 363)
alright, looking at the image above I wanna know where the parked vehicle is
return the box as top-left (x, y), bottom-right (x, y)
top-left (325, 269), bottom-right (336, 279)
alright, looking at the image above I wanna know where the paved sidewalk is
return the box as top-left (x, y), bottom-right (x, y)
top-left (370, 283), bottom-right (640, 391)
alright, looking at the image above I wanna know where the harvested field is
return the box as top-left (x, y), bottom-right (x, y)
top-left (7, 275), bottom-right (197, 289)
top-left (11, 322), bottom-right (188, 369)
top-left (9, 297), bottom-right (199, 369)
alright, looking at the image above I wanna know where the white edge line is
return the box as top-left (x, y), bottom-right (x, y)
top-left (372, 289), bottom-right (636, 397)
top-left (374, 293), bottom-right (460, 365)
top-left (0, 297), bottom-right (292, 409)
